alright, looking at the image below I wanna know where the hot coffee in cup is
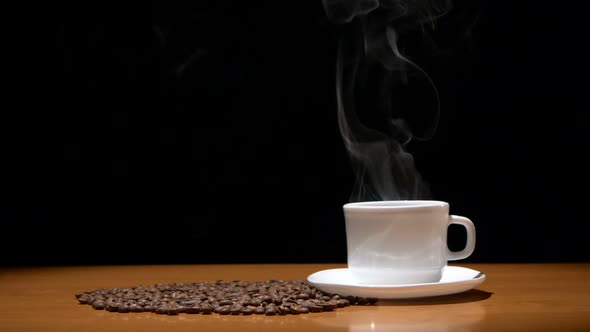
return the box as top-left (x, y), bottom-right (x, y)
top-left (343, 200), bottom-right (476, 285)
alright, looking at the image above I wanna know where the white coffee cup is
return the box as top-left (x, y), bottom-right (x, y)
top-left (343, 200), bottom-right (476, 285)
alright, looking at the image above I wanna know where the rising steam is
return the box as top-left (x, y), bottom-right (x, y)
top-left (324, 0), bottom-right (452, 202)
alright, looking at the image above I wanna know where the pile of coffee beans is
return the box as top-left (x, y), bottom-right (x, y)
top-left (76, 280), bottom-right (377, 315)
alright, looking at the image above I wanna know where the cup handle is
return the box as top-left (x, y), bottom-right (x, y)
top-left (447, 215), bottom-right (476, 260)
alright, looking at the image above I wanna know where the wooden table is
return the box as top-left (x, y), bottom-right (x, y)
top-left (1, 264), bottom-right (589, 331)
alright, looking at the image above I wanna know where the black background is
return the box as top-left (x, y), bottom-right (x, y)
top-left (2, 1), bottom-right (589, 266)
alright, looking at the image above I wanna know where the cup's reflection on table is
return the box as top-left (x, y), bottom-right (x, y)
top-left (313, 296), bottom-right (487, 332)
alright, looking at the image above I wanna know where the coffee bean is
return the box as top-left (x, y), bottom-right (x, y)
top-left (241, 306), bottom-right (255, 315)
top-left (155, 306), bottom-right (168, 315)
top-left (272, 295), bottom-right (282, 305)
top-left (217, 305), bottom-right (230, 315)
top-left (345, 295), bottom-right (357, 304)
top-left (166, 307), bottom-right (179, 315)
top-left (367, 297), bottom-right (379, 304)
top-left (200, 303), bottom-right (213, 314)
top-left (77, 295), bottom-right (91, 305)
top-left (218, 299), bottom-right (233, 306)
top-left (265, 304), bottom-right (277, 316)
top-left (307, 304), bottom-right (323, 312)
top-left (75, 280), bottom-right (377, 316)
top-left (277, 305), bottom-right (291, 315)
top-left (117, 305), bottom-right (130, 313)
top-left (105, 304), bottom-right (117, 312)
top-left (291, 304), bottom-right (309, 314)
top-left (229, 304), bottom-right (243, 315)
top-left (320, 300), bottom-right (338, 311)
top-left (130, 304), bottom-right (143, 313)
top-left (337, 298), bottom-right (350, 307)
top-left (185, 305), bottom-right (200, 314)
top-left (92, 300), bottom-right (106, 310)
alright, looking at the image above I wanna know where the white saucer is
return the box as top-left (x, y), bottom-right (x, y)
top-left (307, 266), bottom-right (486, 299)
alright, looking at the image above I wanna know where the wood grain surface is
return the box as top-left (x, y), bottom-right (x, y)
top-left (1, 264), bottom-right (589, 331)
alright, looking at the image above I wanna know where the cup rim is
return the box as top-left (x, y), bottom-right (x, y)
top-left (343, 200), bottom-right (448, 211)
